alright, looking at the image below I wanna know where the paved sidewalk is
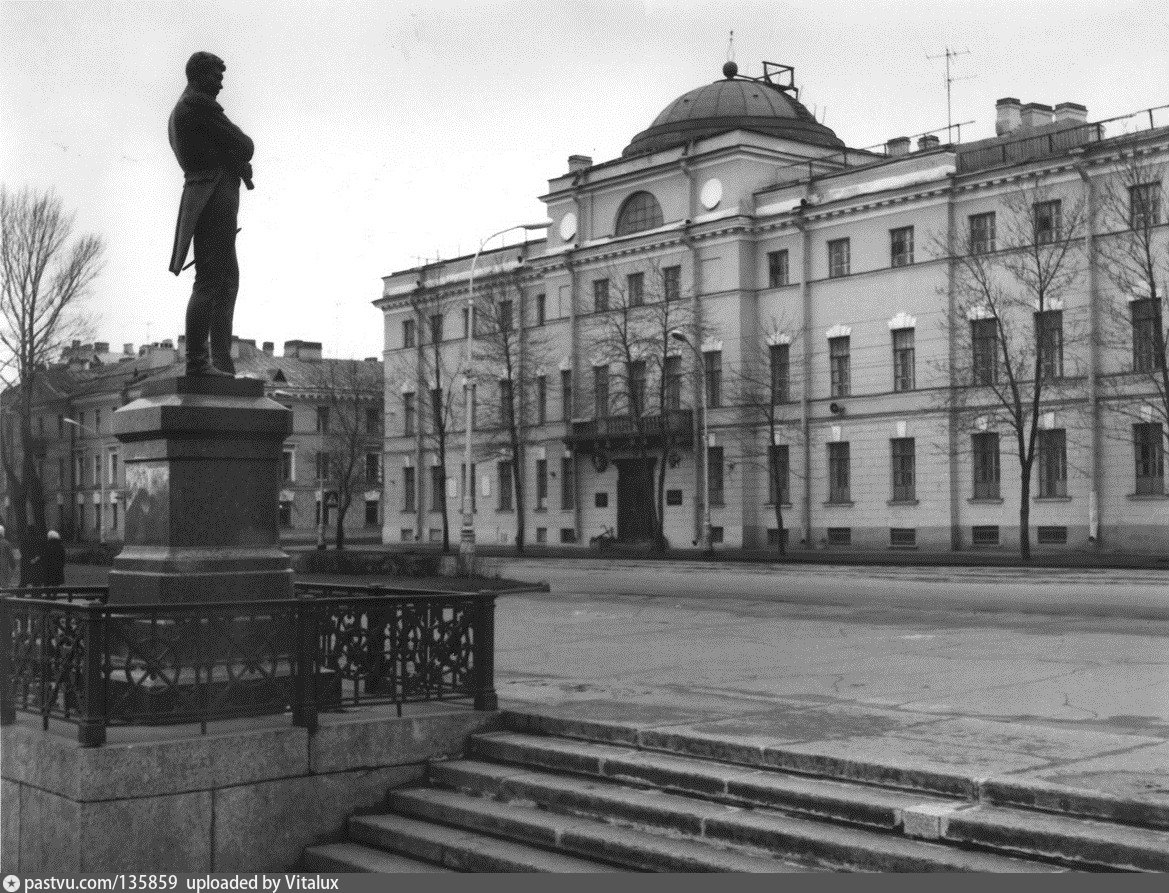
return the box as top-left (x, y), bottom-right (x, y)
top-left (493, 588), bottom-right (1169, 826)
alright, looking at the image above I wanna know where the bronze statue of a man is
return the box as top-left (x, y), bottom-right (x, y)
top-left (168, 51), bottom-right (254, 377)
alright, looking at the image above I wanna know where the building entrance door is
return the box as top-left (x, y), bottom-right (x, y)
top-left (615, 457), bottom-right (655, 543)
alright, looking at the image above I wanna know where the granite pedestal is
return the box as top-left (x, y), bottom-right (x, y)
top-left (109, 376), bottom-right (293, 604)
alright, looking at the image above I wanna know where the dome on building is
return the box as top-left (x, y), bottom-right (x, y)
top-left (622, 63), bottom-right (845, 157)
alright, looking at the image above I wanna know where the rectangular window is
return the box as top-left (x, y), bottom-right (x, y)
top-left (891, 437), bottom-right (916, 502)
top-left (972, 318), bottom-right (999, 385)
top-left (561, 369), bottom-right (573, 420)
top-left (403, 466), bottom-right (415, 512)
top-left (93, 455), bottom-right (101, 488)
top-left (664, 354), bottom-right (682, 411)
top-left (462, 306), bottom-right (470, 339)
top-left (459, 462), bottom-right (477, 512)
top-left (107, 451), bottom-right (118, 487)
top-left (560, 528), bottom-right (577, 544)
top-left (365, 452), bottom-right (381, 484)
top-left (536, 458), bottom-right (548, 509)
top-left (364, 499), bottom-right (380, 527)
top-left (430, 465), bottom-right (445, 512)
top-left (315, 406), bottom-right (330, 433)
top-left (662, 265), bottom-right (681, 302)
top-left (704, 350), bottom-right (722, 408)
top-left (499, 379), bottom-right (514, 426)
top-left (826, 527), bottom-right (851, 545)
top-left (1037, 525), bottom-right (1068, 544)
top-left (769, 343), bottom-right (790, 403)
top-left (75, 453), bottom-right (84, 488)
top-left (1134, 422), bottom-right (1165, 495)
top-left (593, 365), bottom-right (609, 418)
top-left (315, 451), bottom-right (331, 481)
top-left (972, 432), bottom-right (1001, 499)
top-left (403, 392), bottom-right (415, 436)
top-left (427, 388), bottom-right (444, 432)
top-left (498, 299), bottom-right (513, 333)
top-left (768, 444), bottom-right (790, 505)
top-left (707, 446), bottom-right (724, 506)
top-left (595, 492), bottom-right (608, 508)
top-left (560, 456), bottom-right (575, 510)
top-left (279, 501), bottom-right (293, 528)
top-left (535, 527), bottom-right (547, 544)
top-left (535, 293), bottom-right (546, 326)
top-left (890, 226), bottom-right (914, 267)
top-left (1035, 309), bottom-right (1064, 379)
top-left (666, 489), bottom-right (683, 506)
top-left (710, 526), bottom-right (724, 544)
top-left (892, 329), bottom-right (915, 392)
top-left (402, 318), bottom-right (416, 348)
top-left (536, 375), bottom-right (548, 425)
top-left (827, 238), bottom-right (850, 278)
top-left (1129, 182), bottom-right (1163, 230)
top-left (627, 272), bottom-right (645, 306)
top-left (829, 336), bottom-right (850, 397)
top-left (767, 249), bottom-right (790, 287)
top-left (429, 313), bottom-right (443, 343)
top-left (1037, 429), bottom-right (1068, 498)
top-left (498, 461), bottom-right (513, 511)
top-left (593, 278), bottom-right (609, 313)
top-left (1131, 298), bottom-right (1165, 373)
top-left (890, 528), bottom-right (917, 547)
top-left (767, 528), bottom-right (789, 547)
top-left (969, 212), bottom-right (996, 254)
top-left (629, 360), bottom-right (647, 416)
top-left (1033, 199), bottom-right (1062, 245)
top-left (365, 407), bottom-right (379, 435)
top-left (828, 441), bottom-right (850, 503)
top-left (972, 525), bottom-right (1000, 546)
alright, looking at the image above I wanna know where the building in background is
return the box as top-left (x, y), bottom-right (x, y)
top-left (0, 338), bottom-right (383, 547)
top-left (378, 61), bottom-right (1168, 554)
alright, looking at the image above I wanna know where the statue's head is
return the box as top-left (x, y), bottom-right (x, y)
top-left (185, 52), bottom-right (226, 97)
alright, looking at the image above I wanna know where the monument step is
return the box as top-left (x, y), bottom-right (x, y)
top-left (300, 841), bottom-right (453, 873)
top-left (427, 759), bottom-right (1055, 873)
top-left (502, 709), bottom-right (1169, 830)
top-left (384, 787), bottom-right (808, 872)
top-left (347, 812), bottom-right (621, 872)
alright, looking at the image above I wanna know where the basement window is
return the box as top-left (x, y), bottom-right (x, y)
top-left (826, 527), bottom-right (852, 546)
top-left (889, 528), bottom-right (917, 548)
top-left (972, 525), bottom-right (1000, 547)
top-left (1037, 525), bottom-right (1068, 544)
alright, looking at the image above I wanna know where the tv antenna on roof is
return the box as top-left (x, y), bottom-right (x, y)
top-left (726, 30), bottom-right (735, 62)
top-left (926, 46), bottom-right (976, 142)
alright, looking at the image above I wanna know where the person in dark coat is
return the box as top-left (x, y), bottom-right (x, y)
top-left (43, 530), bottom-right (66, 587)
top-left (22, 527), bottom-right (47, 587)
top-left (168, 51), bottom-right (255, 377)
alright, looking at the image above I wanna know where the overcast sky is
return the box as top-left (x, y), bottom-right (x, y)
top-left (3, 0), bottom-right (1166, 360)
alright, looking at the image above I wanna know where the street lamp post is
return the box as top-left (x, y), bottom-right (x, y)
top-left (459, 219), bottom-right (552, 575)
top-left (62, 418), bottom-right (105, 545)
top-left (670, 330), bottom-right (712, 553)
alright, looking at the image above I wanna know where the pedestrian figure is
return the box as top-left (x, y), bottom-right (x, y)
top-left (0, 525), bottom-right (18, 589)
top-left (44, 529), bottom-right (66, 587)
top-left (23, 527), bottom-right (47, 588)
top-left (168, 51), bottom-right (255, 377)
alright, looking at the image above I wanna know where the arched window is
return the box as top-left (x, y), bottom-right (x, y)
top-left (615, 191), bottom-right (664, 236)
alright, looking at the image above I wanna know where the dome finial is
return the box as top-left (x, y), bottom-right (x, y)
top-left (723, 30), bottom-right (737, 79)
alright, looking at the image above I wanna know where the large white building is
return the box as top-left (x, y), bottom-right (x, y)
top-left (377, 61), bottom-right (1167, 555)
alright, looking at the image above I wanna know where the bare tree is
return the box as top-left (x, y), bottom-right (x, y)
top-left (390, 291), bottom-right (461, 552)
top-left (472, 267), bottom-right (553, 554)
top-left (0, 187), bottom-right (103, 561)
top-left (592, 260), bottom-right (695, 551)
top-left (937, 178), bottom-right (1087, 559)
top-left (1094, 149), bottom-right (1168, 435)
top-left (730, 318), bottom-right (804, 555)
top-left (308, 359), bottom-right (383, 551)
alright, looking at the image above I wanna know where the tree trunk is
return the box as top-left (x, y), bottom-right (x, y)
top-left (1018, 461), bottom-right (1032, 560)
top-left (769, 447), bottom-right (786, 556)
top-left (510, 441), bottom-right (525, 554)
top-left (654, 446), bottom-right (668, 552)
top-left (334, 495), bottom-right (350, 551)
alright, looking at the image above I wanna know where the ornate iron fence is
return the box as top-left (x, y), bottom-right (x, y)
top-left (0, 584), bottom-right (497, 746)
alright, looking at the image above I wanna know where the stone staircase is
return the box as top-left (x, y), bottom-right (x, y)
top-left (302, 711), bottom-right (1169, 873)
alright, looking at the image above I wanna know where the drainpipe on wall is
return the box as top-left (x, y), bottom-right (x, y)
top-left (945, 174), bottom-right (963, 551)
top-left (567, 171), bottom-right (584, 541)
top-left (679, 144), bottom-right (705, 546)
top-left (794, 198), bottom-right (813, 551)
top-left (1073, 153), bottom-right (1101, 545)
top-left (413, 275), bottom-right (426, 544)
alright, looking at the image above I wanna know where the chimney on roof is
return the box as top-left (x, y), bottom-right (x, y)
top-left (885, 136), bottom-right (910, 157)
top-left (72, 339), bottom-right (81, 349)
top-left (94, 342), bottom-right (109, 354)
top-left (567, 154), bottom-right (593, 173)
top-left (995, 98), bottom-right (1022, 135)
top-left (262, 341), bottom-right (274, 355)
top-left (1021, 102), bottom-right (1053, 129)
top-left (160, 339), bottom-right (174, 349)
top-left (1054, 102), bottom-right (1088, 126)
top-left (917, 134), bottom-right (941, 152)
top-left (123, 343), bottom-right (133, 355)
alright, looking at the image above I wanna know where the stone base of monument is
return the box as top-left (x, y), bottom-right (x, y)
top-left (109, 376), bottom-right (294, 605)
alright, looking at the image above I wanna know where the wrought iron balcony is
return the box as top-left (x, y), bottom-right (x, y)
top-left (566, 409), bottom-right (693, 453)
